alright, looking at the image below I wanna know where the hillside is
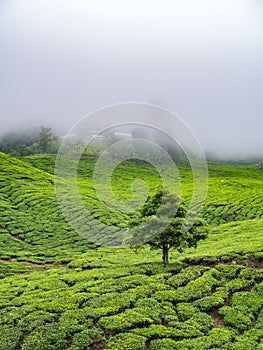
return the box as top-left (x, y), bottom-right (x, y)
top-left (0, 153), bottom-right (263, 349)
top-left (0, 153), bottom-right (95, 276)
top-left (22, 154), bottom-right (263, 227)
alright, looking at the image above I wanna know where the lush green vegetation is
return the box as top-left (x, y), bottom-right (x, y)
top-left (0, 127), bottom-right (59, 156)
top-left (0, 152), bottom-right (263, 348)
top-left (126, 189), bottom-right (209, 263)
top-left (22, 154), bottom-right (263, 227)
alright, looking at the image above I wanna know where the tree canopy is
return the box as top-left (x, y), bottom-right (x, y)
top-left (126, 189), bottom-right (210, 263)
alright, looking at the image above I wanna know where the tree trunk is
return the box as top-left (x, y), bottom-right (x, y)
top-left (162, 245), bottom-right (169, 264)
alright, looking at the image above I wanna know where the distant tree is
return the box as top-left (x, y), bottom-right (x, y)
top-left (38, 126), bottom-right (53, 153)
top-left (126, 189), bottom-right (210, 264)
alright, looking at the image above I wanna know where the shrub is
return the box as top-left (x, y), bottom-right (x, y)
top-left (133, 323), bottom-right (203, 340)
top-left (225, 278), bottom-right (254, 292)
top-left (167, 266), bottom-right (209, 288)
top-left (206, 328), bottom-right (236, 347)
top-left (176, 303), bottom-right (198, 321)
top-left (18, 310), bottom-right (57, 333)
top-left (98, 309), bottom-right (153, 333)
top-left (185, 312), bottom-right (214, 334)
top-left (150, 338), bottom-right (179, 350)
top-left (173, 270), bottom-right (220, 302)
top-left (68, 329), bottom-right (105, 350)
top-left (21, 323), bottom-right (67, 350)
top-left (86, 292), bottom-right (133, 316)
top-left (107, 333), bottom-right (146, 350)
top-left (229, 340), bottom-right (259, 350)
top-left (134, 298), bottom-right (164, 321)
top-left (0, 325), bottom-right (22, 350)
top-left (215, 264), bottom-right (243, 279)
top-left (193, 289), bottom-right (228, 311)
top-left (232, 292), bottom-right (263, 315)
top-left (59, 310), bottom-right (93, 335)
top-left (153, 290), bottom-right (180, 303)
top-left (253, 281), bottom-right (263, 296)
top-left (150, 337), bottom-right (208, 350)
top-left (237, 328), bottom-right (263, 343)
top-left (219, 306), bottom-right (253, 331)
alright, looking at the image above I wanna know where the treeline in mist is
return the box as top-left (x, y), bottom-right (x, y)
top-left (0, 127), bottom-right (60, 156)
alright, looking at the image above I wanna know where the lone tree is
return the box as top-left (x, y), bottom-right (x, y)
top-left (126, 189), bottom-right (209, 264)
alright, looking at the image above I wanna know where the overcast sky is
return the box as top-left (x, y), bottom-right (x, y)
top-left (0, 0), bottom-right (262, 157)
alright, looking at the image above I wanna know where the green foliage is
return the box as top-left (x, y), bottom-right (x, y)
top-left (38, 126), bottom-right (54, 153)
top-left (126, 189), bottom-right (210, 263)
top-left (149, 338), bottom-right (181, 350)
top-left (206, 328), bottom-right (236, 347)
top-left (219, 306), bottom-right (254, 331)
top-left (133, 322), bottom-right (203, 340)
top-left (0, 153), bottom-right (263, 349)
top-left (177, 302), bottom-right (199, 321)
top-left (0, 127), bottom-right (59, 156)
top-left (107, 333), bottom-right (146, 350)
top-left (68, 329), bottom-right (105, 350)
top-left (0, 130), bottom-right (39, 156)
top-left (98, 309), bottom-right (153, 333)
top-left (232, 291), bottom-right (263, 315)
top-left (21, 323), bottom-right (67, 350)
top-left (0, 152), bottom-right (96, 271)
top-left (193, 289), bottom-right (228, 311)
top-left (0, 325), bottom-right (22, 350)
top-left (185, 312), bottom-right (214, 334)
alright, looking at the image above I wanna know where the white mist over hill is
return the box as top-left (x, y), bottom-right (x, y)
top-left (0, 0), bottom-right (262, 158)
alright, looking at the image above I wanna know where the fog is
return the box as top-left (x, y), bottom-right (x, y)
top-left (0, 0), bottom-right (262, 159)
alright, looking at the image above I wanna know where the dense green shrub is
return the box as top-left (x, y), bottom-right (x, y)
top-left (176, 302), bottom-right (199, 321)
top-left (98, 309), bottom-right (153, 333)
top-left (229, 340), bottom-right (259, 350)
top-left (68, 329), bottom-right (105, 350)
top-left (21, 323), bottom-right (67, 350)
top-left (150, 337), bottom-right (209, 350)
top-left (193, 289), bottom-right (228, 311)
top-left (18, 310), bottom-right (57, 333)
top-left (205, 328), bottom-right (236, 347)
top-left (231, 292), bottom-right (263, 315)
top-left (168, 266), bottom-right (209, 288)
top-left (184, 312), bottom-right (214, 334)
top-left (253, 281), bottom-right (263, 296)
top-left (59, 310), bottom-right (93, 335)
top-left (107, 333), bottom-right (146, 350)
top-left (0, 325), bottom-right (22, 350)
top-left (237, 328), bottom-right (263, 343)
top-left (219, 306), bottom-right (254, 331)
top-left (150, 338), bottom-right (180, 350)
top-left (133, 323), bottom-right (203, 340)
top-left (225, 278), bottom-right (254, 292)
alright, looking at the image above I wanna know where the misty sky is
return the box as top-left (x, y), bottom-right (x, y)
top-left (0, 0), bottom-right (262, 157)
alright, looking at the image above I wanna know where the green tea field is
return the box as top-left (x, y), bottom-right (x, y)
top-left (0, 152), bottom-right (263, 349)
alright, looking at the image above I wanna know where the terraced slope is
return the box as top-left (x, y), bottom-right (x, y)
top-left (1, 153), bottom-right (263, 349)
top-left (23, 154), bottom-right (263, 227)
top-left (204, 163), bottom-right (263, 225)
top-left (1, 153), bottom-right (263, 269)
top-left (0, 239), bottom-right (263, 350)
top-left (0, 153), bottom-right (94, 274)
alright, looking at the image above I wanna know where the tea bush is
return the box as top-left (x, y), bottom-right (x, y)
top-left (107, 333), bottom-right (146, 350)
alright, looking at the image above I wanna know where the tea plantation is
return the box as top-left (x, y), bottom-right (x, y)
top-left (0, 152), bottom-right (263, 349)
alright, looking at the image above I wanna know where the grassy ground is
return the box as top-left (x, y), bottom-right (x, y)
top-left (0, 152), bottom-right (263, 349)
